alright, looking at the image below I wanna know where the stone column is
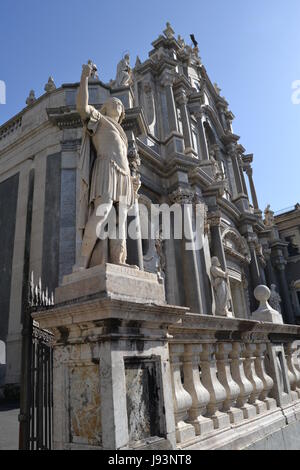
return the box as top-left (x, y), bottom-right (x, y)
top-left (264, 248), bottom-right (277, 286)
top-left (208, 211), bottom-right (226, 270)
top-left (194, 109), bottom-right (209, 160)
top-left (170, 188), bottom-right (203, 314)
top-left (161, 72), bottom-right (178, 134)
top-left (176, 89), bottom-right (194, 156)
top-left (245, 166), bottom-right (259, 211)
top-left (273, 258), bottom-right (295, 324)
top-left (227, 144), bottom-right (244, 197)
top-left (239, 160), bottom-right (249, 198)
top-left (248, 236), bottom-right (262, 289)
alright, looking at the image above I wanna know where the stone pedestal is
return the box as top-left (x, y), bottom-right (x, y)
top-left (33, 264), bottom-right (186, 450)
top-left (56, 263), bottom-right (166, 304)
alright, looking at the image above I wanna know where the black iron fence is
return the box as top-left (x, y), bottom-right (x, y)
top-left (19, 274), bottom-right (54, 450)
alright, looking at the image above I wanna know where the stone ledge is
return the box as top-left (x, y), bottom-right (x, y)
top-left (179, 407), bottom-right (288, 450)
top-left (32, 294), bottom-right (187, 332)
top-left (170, 312), bottom-right (300, 337)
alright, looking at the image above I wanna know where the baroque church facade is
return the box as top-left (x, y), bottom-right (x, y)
top-left (1, 23), bottom-right (300, 451)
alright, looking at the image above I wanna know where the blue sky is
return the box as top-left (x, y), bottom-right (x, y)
top-left (0, 0), bottom-right (299, 212)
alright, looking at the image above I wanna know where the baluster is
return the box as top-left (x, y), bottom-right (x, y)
top-left (244, 343), bottom-right (267, 414)
top-left (216, 343), bottom-right (243, 424)
top-left (200, 343), bottom-right (230, 429)
top-left (183, 344), bottom-right (214, 435)
top-left (254, 343), bottom-right (277, 411)
top-left (293, 342), bottom-right (300, 376)
top-left (284, 343), bottom-right (300, 400)
top-left (169, 344), bottom-right (195, 443)
top-left (230, 342), bottom-right (256, 419)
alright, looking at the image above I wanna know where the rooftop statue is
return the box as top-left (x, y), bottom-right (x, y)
top-left (76, 61), bottom-right (134, 269)
top-left (264, 204), bottom-right (275, 227)
top-left (114, 54), bottom-right (132, 88)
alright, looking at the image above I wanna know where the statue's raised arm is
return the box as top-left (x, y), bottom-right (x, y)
top-left (76, 61), bottom-right (98, 121)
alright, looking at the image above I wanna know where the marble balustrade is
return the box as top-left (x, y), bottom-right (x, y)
top-left (168, 315), bottom-right (300, 447)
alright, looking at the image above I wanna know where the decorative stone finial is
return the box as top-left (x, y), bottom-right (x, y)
top-left (135, 55), bottom-right (141, 68)
top-left (26, 90), bottom-right (36, 106)
top-left (164, 22), bottom-right (175, 39)
top-left (44, 76), bottom-right (56, 93)
top-left (252, 285), bottom-right (283, 324)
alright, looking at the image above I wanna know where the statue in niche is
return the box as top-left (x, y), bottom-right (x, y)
top-left (210, 256), bottom-right (231, 317)
top-left (114, 54), bottom-right (132, 88)
top-left (76, 61), bottom-right (134, 269)
top-left (269, 284), bottom-right (282, 313)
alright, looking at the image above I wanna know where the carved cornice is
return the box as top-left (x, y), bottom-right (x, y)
top-left (47, 107), bottom-right (82, 129)
top-left (0, 116), bottom-right (22, 142)
top-left (169, 186), bottom-right (194, 205)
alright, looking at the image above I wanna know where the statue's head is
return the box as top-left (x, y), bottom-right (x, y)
top-left (211, 256), bottom-right (220, 267)
top-left (271, 284), bottom-right (276, 291)
top-left (100, 97), bottom-right (125, 124)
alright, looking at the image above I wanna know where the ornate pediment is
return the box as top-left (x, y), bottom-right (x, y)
top-left (221, 226), bottom-right (251, 264)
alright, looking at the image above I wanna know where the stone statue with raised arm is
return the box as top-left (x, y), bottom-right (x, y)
top-left (76, 61), bottom-right (134, 269)
top-left (211, 256), bottom-right (231, 317)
